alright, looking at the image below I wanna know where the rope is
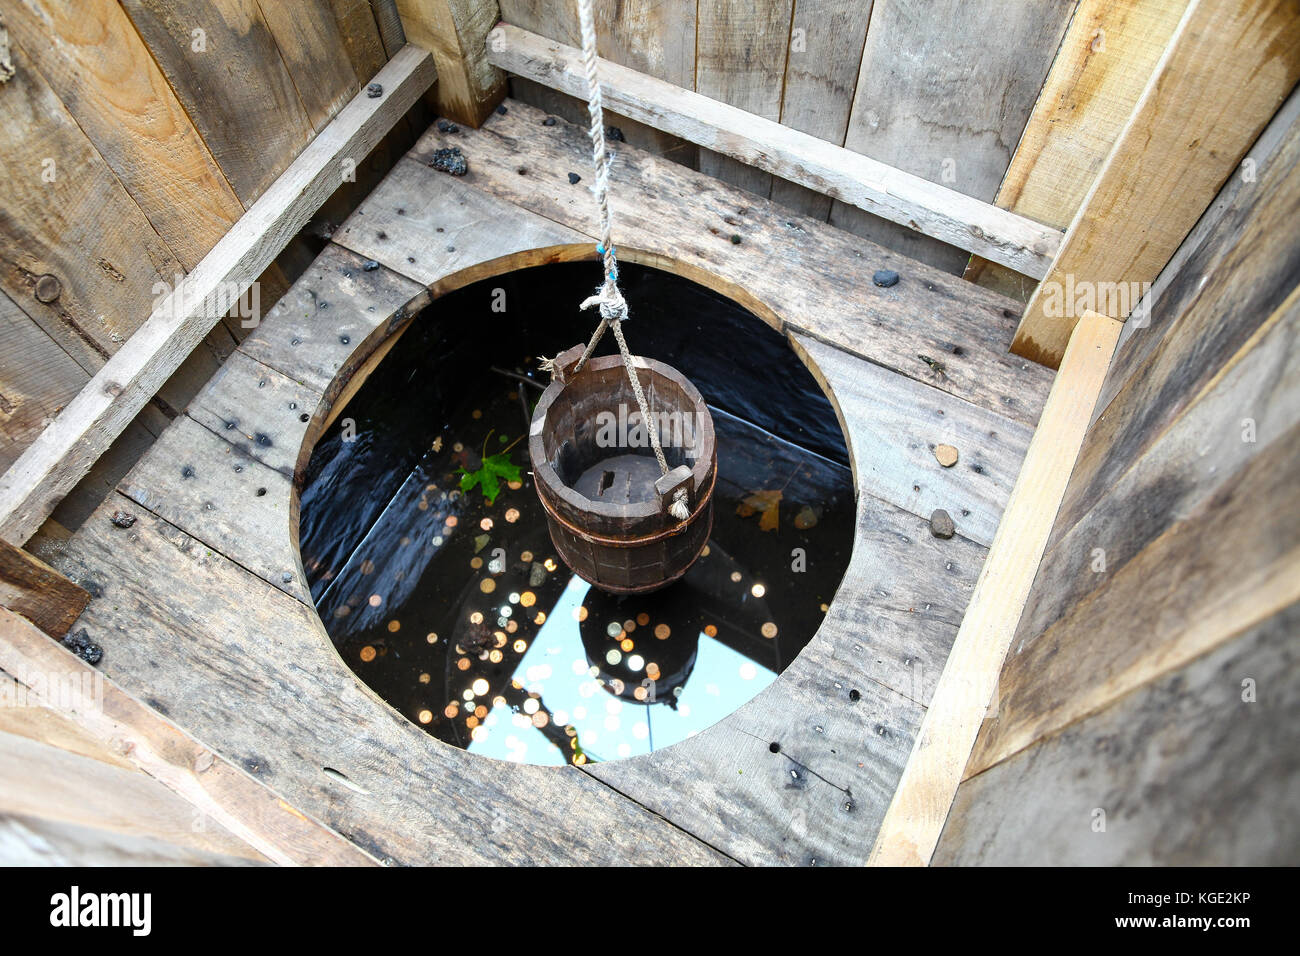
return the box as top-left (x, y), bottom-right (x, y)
top-left (569, 0), bottom-right (689, 522)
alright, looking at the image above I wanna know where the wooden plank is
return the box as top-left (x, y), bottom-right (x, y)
top-left (935, 604), bottom-right (1300, 865)
top-left (1098, 85), bottom-right (1300, 419)
top-left (1012, 0), bottom-right (1300, 367)
top-left (51, 494), bottom-right (730, 865)
top-left (695, 0), bottom-right (794, 198)
top-left (869, 310), bottom-right (1121, 867)
top-left (0, 607), bottom-right (377, 866)
top-left (369, 0), bottom-right (408, 56)
top-left (0, 673), bottom-right (133, 770)
top-left (965, 0), bottom-right (1190, 292)
top-left (258, 0), bottom-right (362, 131)
top-left (119, 0), bottom-right (316, 205)
top-left (0, 47), bottom-right (437, 546)
top-left (770, 0), bottom-right (875, 219)
top-left (0, 813), bottom-right (264, 866)
top-left (404, 100), bottom-right (1056, 426)
top-left (790, 335), bottom-right (1034, 548)
top-left (830, 0), bottom-right (1075, 274)
top-left (1013, 286), bottom-right (1300, 662)
top-left (0, 537), bottom-right (88, 637)
top-left (5, 0), bottom-right (247, 270)
top-left (395, 0), bottom-right (506, 126)
top-left (486, 27), bottom-right (1063, 278)
top-left (969, 415), bottom-right (1300, 779)
top-left (0, 728), bottom-right (268, 864)
top-left (329, 0), bottom-right (390, 79)
top-left (0, 291), bottom-right (86, 473)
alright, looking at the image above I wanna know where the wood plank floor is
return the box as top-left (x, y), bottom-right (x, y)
top-left (48, 102), bottom-right (1052, 865)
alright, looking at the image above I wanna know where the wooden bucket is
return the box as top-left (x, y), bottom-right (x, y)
top-left (528, 344), bottom-right (716, 594)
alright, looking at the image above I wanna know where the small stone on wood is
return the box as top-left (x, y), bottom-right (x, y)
top-left (110, 510), bottom-right (136, 529)
top-left (495, 104), bottom-right (508, 115)
top-left (366, 83), bottom-right (383, 98)
top-left (436, 118), bottom-right (459, 133)
top-left (429, 146), bottom-right (468, 176)
top-left (567, 172), bottom-right (581, 184)
top-left (934, 444), bottom-right (959, 467)
top-left (542, 116), bottom-right (557, 126)
top-left (873, 269), bottom-right (900, 288)
top-left (363, 260), bottom-right (380, 272)
top-left (929, 509), bottom-right (955, 539)
top-left (62, 628), bottom-right (103, 665)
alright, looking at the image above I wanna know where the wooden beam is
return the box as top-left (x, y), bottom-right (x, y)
top-left (1010, 0), bottom-right (1300, 367)
top-left (396, 0), bottom-right (505, 125)
top-left (0, 606), bottom-right (376, 866)
top-left (486, 23), bottom-right (1062, 278)
top-left (0, 538), bottom-right (88, 638)
top-left (0, 46), bottom-right (436, 546)
top-left (868, 310), bottom-right (1121, 867)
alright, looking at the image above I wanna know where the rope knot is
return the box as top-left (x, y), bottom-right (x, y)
top-left (579, 286), bottom-right (628, 324)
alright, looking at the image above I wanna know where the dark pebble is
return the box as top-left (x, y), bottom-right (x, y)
top-left (366, 83), bottom-right (383, 98)
top-left (436, 118), bottom-right (460, 133)
top-left (496, 104), bottom-right (508, 115)
top-left (606, 125), bottom-right (625, 142)
top-left (730, 234), bottom-right (742, 244)
top-left (363, 260), bottom-right (380, 271)
top-left (110, 510), bottom-right (136, 529)
top-left (929, 509), bottom-right (956, 539)
top-left (542, 116), bottom-right (557, 126)
top-left (429, 146), bottom-right (468, 176)
top-left (567, 172), bottom-right (581, 184)
top-left (62, 628), bottom-right (103, 666)
top-left (873, 269), bottom-right (900, 288)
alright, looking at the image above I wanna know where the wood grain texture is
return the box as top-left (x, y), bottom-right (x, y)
top-left (487, 27), bottom-right (1063, 278)
top-left (695, 0), bottom-right (794, 198)
top-left (831, 0), bottom-right (1075, 274)
top-left (1012, 0), bottom-right (1300, 367)
top-left (0, 537), bottom-right (88, 637)
top-left (936, 604), bottom-right (1300, 865)
top-left (395, 0), bottom-right (506, 125)
top-left (329, 0), bottom-right (390, 79)
top-left (403, 99), bottom-right (1055, 426)
top-left (791, 335), bottom-right (1033, 548)
top-left (869, 311), bottom-right (1121, 867)
top-left (770, 0), bottom-right (875, 219)
top-left (0, 47), bottom-right (436, 545)
top-left (257, 0), bottom-right (362, 131)
top-left (0, 605), bottom-right (376, 866)
top-left (5, 0), bottom-right (246, 270)
top-left (1012, 286), bottom-right (1300, 663)
top-left (969, 415), bottom-right (1300, 778)
top-left (119, 0), bottom-right (316, 205)
top-left (51, 494), bottom-right (729, 865)
top-left (0, 813), bottom-right (263, 866)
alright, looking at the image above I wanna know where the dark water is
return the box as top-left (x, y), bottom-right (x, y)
top-left (299, 262), bottom-right (854, 765)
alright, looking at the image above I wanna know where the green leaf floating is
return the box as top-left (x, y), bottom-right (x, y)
top-left (457, 451), bottom-right (521, 505)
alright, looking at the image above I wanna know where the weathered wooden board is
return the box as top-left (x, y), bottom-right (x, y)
top-left (970, 417), bottom-right (1300, 777)
top-left (1098, 86), bottom-right (1300, 419)
top-left (0, 537), bottom-right (88, 637)
top-left (869, 311), bottom-right (1120, 867)
top-left (1012, 0), bottom-right (1300, 366)
top-left (831, 0), bottom-right (1075, 273)
top-left (117, 414), bottom-right (309, 603)
top-left (770, 0), bottom-right (875, 219)
top-left (937, 604), bottom-right (1300, 865)
top-left (4, 0), bottom-right (246, 270)
top-left (328, 0), bottom-right (390, 80)
top-left (0, 605), bottom-right (376, 866)
top-left (0, 47), bottom-right (436, 546)
top-left (238, 244), bottom-right (427, 398)
top-left (53, 495), bottom-right (730, 865)
top-left (259, 0), bottom-right (361, 131)
top-left (966, 0), bottom-right (1190, 294)
top-left (0, 729), bottom-right (267, 863)
top-left (1056, 120), bottom-right (1300, 541)
top-left (792, 336), bottom-right (1032, 548)
top-left (1015, 288), bottom-right (1300, 655)
top-left (395, 0), bottom-right (506, 126)
top-left (332, 157), bottom-right (589, 290)
top-left (0, 813), bottom-right (263, 867)
top-left (404, 101), bottom-right (1055, 427)
top-left (487, 30), bottom-right (1062, 279)
top-left (694, 0), bottom-right (794, 198)
top-left (0, 674), bottom-right (133, 770)
top-left (0, 290), bottom-right (86, 473)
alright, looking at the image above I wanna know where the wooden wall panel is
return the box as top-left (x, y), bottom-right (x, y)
top-left (935, 91), bottom-right (1300, 865)
top-left (830, 0), bottom-right (1075, 273)
top-left (258, 0), bottom-right (362, 131)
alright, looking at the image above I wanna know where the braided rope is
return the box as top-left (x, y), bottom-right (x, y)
top-left (570, 0), bottom-right (688, 522)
